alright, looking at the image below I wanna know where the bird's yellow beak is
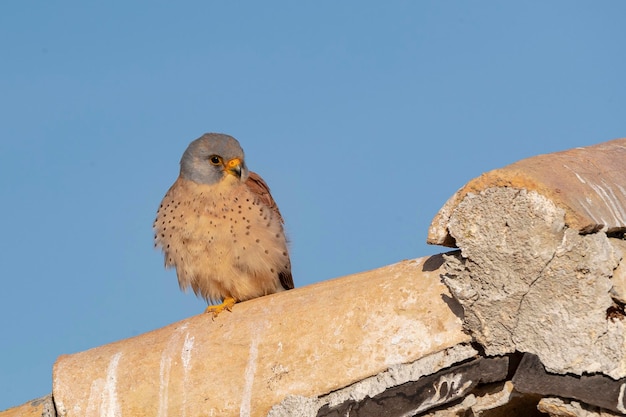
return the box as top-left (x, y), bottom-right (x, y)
top-left (224, 157), bottom-right (242, 178)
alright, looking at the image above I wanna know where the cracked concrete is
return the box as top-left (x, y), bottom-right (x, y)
top-left (609, 238), bottom-right (626, 304)
top-left (442, 187), bottom-right (626, 378)
top-left (443, 188), bottom-right (568, 355)
top-left (428, 138), bottom-right (626, 382)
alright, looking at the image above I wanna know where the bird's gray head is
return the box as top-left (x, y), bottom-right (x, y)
top-left (179, 133), bottom-right (249, 185)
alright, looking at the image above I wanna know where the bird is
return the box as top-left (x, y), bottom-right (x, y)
top-left (154, 133), bottom-right (293, 317)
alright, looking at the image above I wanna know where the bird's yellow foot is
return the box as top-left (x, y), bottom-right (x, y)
top-left (205, 297), bottom-right (237, 318)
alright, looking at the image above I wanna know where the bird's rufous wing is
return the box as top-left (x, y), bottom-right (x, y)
top-left (246, 172), bottom-right (284, 222)
top-left (245, 172), bottom-right (294, 290)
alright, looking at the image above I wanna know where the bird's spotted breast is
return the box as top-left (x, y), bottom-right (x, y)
top-left (154, 177), bottom-right (290, 303)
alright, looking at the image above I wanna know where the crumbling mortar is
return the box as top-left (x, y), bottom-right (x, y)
top-left (310, 344), bottom-right (479, 413)
top-left (510, 235), bottom-right (561, 338)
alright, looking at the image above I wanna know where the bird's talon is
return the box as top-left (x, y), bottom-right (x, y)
top-left (205, 297), bottom-right (237, 318)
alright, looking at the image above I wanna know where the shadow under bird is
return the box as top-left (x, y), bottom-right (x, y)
top-left (154, 133), bottom-right (294, 316)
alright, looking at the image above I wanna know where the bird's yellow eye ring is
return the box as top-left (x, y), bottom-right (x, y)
top-left (209, 155), bottom-right (222, 165)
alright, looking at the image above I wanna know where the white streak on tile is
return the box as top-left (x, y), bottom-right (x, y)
top-left (240, 328), bottom-right (262, 417)
top-left (181, 333), bottom-right (195, 417)
top-left (158, 323), bottom-right (189, 417)
top-left (99, 352), bottom-right (122, 417)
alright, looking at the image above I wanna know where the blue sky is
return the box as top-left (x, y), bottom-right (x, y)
top-left (1, 1), bottom-right (625, 410)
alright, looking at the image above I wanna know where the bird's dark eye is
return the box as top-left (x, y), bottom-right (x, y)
top-left (209, 155), bottom-right (222, 165)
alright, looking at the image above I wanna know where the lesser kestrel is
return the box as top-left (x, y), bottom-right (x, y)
top-left (154, 133), bottom-right (293, 316)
